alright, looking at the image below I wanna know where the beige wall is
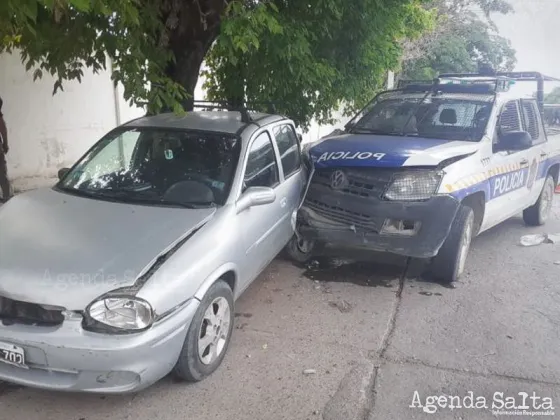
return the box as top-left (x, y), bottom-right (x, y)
top-left (0, 52), bottom-right (145, 191)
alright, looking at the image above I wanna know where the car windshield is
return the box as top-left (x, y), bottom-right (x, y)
top-left (58, 127), bottom-right (241, 207)
top-left (349, 91), bottom-right (495, 142)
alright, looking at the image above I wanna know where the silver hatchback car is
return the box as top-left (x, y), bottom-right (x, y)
top-left (0, 109), bottom-right (306, 393)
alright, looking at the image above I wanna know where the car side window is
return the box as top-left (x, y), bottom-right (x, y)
top-left (272, 124), bottom-right (302, 179)
top-left (243, 131), bottom-right (279, 191)
top-left (495, 100), bottom-right (522, 145)
top-left (520, 100), bottom-right (541, 144)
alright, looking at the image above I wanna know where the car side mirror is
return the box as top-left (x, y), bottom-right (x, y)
top-left (236, 187), bottom-right (276, 214)
top-left (58, 167), bottom-right (70, 181)
top-left (497, 131), bottom-right (532, 151)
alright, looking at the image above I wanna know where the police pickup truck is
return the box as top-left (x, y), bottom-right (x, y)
top-left (287, 72), bottom-right (560, 283)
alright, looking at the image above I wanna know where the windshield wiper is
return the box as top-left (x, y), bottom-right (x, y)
top-left (165, 200), bottom-right (217, 209)
top-left (59, 187), bottom-right (217, 208)
top-left (350, 127), bottom-right (399, 135)
top-left (350, 127), bottom-right (419, 137)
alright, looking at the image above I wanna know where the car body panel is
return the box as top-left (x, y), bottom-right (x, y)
top-left (0, 298), bottom-right (199, 393)
top-left (0, 110), bottom-right (305, 393)
top-left (308, 133), bottom-right (480, 168)
top-left (0, 188), bottom-right (215, 310)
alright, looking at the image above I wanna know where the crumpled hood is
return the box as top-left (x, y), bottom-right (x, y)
top-left (0, 188), bottom-right (215, 310)
top-left (308, 133), bottom-right (480, 168)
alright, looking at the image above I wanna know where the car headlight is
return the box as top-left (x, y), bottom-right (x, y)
top-left (384, 171), bottom-right (442, 201)
top-left (85, 296), bottom-right (154, 333)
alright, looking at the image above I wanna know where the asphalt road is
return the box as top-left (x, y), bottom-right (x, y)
top-left (1, 200), bottom-right (560, 419)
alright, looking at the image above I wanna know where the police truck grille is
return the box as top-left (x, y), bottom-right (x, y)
top-left (303, 168), bottom-right (396, 233)
top-left (306, 199), bottom-right (384, 233)
top-left (313, 168), bottom-right (393, 198)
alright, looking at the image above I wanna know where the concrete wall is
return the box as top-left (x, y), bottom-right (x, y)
top-left (0, 52), bottom-right (145, 191)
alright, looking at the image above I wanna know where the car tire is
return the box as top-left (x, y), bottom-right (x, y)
top-left (285, 234), bottom-right (315, 263)
top-left (430, 205), bottom-right (474, 284)
top-left (523, 175), bottom-right (555, 226)
top-left (173, 280), bottom-right (234, 382)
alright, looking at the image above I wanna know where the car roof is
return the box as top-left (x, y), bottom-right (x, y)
top-left (123, 111), bottom-right (286, 134)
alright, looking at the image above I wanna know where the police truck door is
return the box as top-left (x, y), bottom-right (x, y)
top-left (519, 99), bottom-right (547, 208)
top-left (485, 100), bottom-right (531, 227)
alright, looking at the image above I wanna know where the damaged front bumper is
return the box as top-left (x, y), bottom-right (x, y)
top-left (298, 189), bottom-right (460, 259)
top-left (0, 298), bottom-right (199, 393)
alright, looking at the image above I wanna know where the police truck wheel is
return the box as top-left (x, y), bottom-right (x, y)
top-left (523, 175), bottom-right (555, 226)
top-left (430, 205), bottom-right (474, 284)
top-left (285, 235), bottom-right (315, 263)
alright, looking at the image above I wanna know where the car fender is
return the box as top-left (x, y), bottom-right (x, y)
top-left (193, 262), bottom-right (240, 302)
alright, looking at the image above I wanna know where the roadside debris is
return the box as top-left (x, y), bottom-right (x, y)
top-left (547, 233), bottom-right (560, 243)
top-left (303, 369), bottom-right (317, 375)
top-left (519, 233), bottom-right (560, 247)
top-left (328, 300), bottom-right (352, 313)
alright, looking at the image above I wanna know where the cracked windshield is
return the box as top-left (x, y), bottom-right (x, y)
top-left (60, 129), bottom-right (240, 207)
top-left (1, 0), bottom-right (560, 419)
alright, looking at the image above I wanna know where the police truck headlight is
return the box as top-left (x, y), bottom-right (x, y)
top-left (384, 171), bottom-right (442, 201)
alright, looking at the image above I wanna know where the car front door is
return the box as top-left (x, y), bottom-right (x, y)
top-left (270, 122), bottom-right (306, 244)
top-left (237, 130), bottom-right (287, 285)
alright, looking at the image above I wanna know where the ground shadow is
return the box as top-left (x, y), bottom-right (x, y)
top-left (297, 253), bottom-right (406, 288)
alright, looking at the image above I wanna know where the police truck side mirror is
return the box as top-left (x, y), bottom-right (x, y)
top-left (497, 131), bottom-right (532, 151)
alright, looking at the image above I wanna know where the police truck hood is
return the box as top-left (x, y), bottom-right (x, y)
top-left (0, 188), bottom-right (215, 310)
top-left (308, 133), bottom-right (480, 168)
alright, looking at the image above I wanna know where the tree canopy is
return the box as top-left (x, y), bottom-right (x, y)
top-left (544, 87), bottom-right (560, 105)
top-left (400, 0), bottom-right (516, 80)
top-left (0, 0), bottom-right (433, 127)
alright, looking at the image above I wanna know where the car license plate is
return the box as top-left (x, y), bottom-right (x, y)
top-left (0, 341), bottom-right (27, 369)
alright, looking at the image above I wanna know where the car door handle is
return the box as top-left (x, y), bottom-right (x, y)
top-left (280, 197), bottom-right (287, 208)
top-left (540, 152), bottom-right (548, 158)
top-left (519, 159), bottom-right (529, 167)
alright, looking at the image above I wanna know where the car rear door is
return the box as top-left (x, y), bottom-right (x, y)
top-left (237, 130), bottom-right (287, 284)
top-left (270, 122), bottom-right (306, 242)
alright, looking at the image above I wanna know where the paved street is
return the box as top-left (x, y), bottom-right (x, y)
top-left (1, 200), bottom-right (560, 419)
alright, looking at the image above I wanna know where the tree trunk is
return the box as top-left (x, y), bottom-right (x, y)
top-left (162, 0), bottom-right (225, 111)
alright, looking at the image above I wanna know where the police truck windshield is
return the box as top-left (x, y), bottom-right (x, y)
top-left (350, 92), bottom-right (495, 142)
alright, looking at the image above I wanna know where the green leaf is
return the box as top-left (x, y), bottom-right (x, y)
top-left (69, 0), bottom-right (91, 12)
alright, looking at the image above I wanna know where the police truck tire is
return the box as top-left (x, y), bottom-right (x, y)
top-left (430, 205), bottom-right (474, 284)
top-left (285, 235), bottom-right (315, 263)
top-left (523, 175), bottom-right (555, 226)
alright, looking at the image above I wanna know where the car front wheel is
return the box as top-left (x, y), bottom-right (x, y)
top-left (285, 234), bottom-right (315, 263)
top-left (173, 280), bottom-right (234, 382)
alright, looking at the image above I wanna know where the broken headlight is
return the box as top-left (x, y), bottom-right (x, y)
top-left (384, 171), bottom-right (442, 201)
top-left (84, 295), bottom-right (153, 333)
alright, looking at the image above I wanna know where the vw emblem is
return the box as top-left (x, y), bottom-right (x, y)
top-left (330, 170), bottom-right (348, 190)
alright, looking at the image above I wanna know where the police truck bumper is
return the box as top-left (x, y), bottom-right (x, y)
top-left (298, 194), bottom-right (461, 259)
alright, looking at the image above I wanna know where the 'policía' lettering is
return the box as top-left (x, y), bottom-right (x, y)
top-left (317, 151), bottom-right (386, 163)
top-left (493, 170), bottom-right (525, 197)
